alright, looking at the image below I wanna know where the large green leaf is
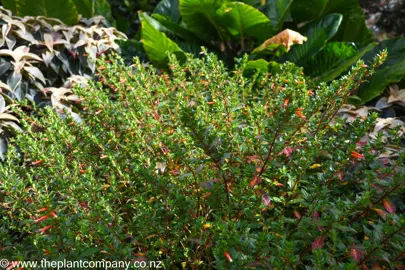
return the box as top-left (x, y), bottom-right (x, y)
top-left (315, 43), bottom-right (375, 82)
top-left (261, 0), bottom-right (293, 31)
top-left (152, 14), bottom-right (202, 43)
top-left (282, 13), bottom-right (342, 67)
top-left (218, 2), bottom-right (273, 42)
top-left (140, 13), bottom-right (185, 68)
top-left (154, 0), bottom-right (181, 22)
top-left (12, 0), bottom-right (79, 25)
top-left (357, 38), bottom-right (405, 103)
top-left (179, 0), bottom-right (228, 41)
top-left (290, 0), bottom-right (372, 44)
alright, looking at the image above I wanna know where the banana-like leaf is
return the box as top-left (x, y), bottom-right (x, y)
top-left (151, 14), bottom-right (201, 43)
top-left (357, 38), bottom-right (405, 103)
top-left (261, 0), bottom-right (293, 32)
top-left (140, 13), bottom-right (185, 68)
top-left (218, 2), bottom-right (273, 42)
top-left (291, 0), bottom-right (372, 44)
top-left (315, 43), bottom-right (375, 82)
top-left (10, 0), bottom-right (79, 25)
top-left (179, 0), bottom-right (227, 41)
top-left (282, 14), bottom-right (342, 67)
top-left (154, 0), bottom-right (181, 23)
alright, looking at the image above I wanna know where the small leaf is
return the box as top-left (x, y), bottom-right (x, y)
top-left (350, 248), bottom-right (362, 262)
top-left (312, 236), bottom-right (324, 250)
top-left (249, 175), bottom-right (261, 188)
top-left (373, 208), bottom-right (387, 220)
top-left (383, 199), bottom-right (396, 214)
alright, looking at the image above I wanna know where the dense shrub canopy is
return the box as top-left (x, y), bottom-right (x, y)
top-left (1, 51), bottom-right (404, 268)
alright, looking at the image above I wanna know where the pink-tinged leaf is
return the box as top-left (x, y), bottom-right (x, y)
top-left (262, 193), bottom-right (271, 207)
top-left (37, 207), bottom-right (48, 213)
top-left (383, 199), bottom-right (396, 213)
top-left (337, 171), bottom-right (344, 181)
top-left (350, 248), bottom-right (362, 262)
top-left (373, 208), bottom-right (387, 220)
top-left (279, 147), bottom-right (293, 157)
top-left (49, 211), bottom-right (58, 218)
top-left (275, 182), bottom-right (284, 187)
top-left (249, 175), bottom-right (261, 188)
top-left (283, 99), bottom-right (289, 108)
top-left (357, 141), bottom-right (367, 147)
top-left (247, 155), bottom-right (261, 164)
top-left (224, 251), bottom-right (233, 262)
top-left (34, 215), bottom-right (49, 223)
top-left (294, 211), bottom-right (301, 220)
top-left (312, 236), bottom-right (324, 250)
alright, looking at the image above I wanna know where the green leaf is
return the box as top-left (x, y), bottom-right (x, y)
top-left (290, 0), bottom-right (372, 44)
top-left (315, 43), bottom-right (375, 82)
top-left (72, 0), bottom-right (114, 26)
top-left (151, 14), bottom-right (202, 43)
top-left (140, 13), bottom-right (185, 68)
top-left (13, 0), bottom-right (79, 25)
top-left (154, 0), bottom-right (181, 23)
top-left (357, 38), bottom-right (405, 103)
top-left (218, 2), bottom-right (273, 41)
top-left (303, 42), bottom-right (358, 78)
top-left (261, 0), bottom-right (293, 31)
top-left (80, 247), bottom-right (100, 258)
top-left (179, 0), bottom-right (227, 41)
top-left (243, 59), bottom-right (270, 75)
top-left (282, 13), bottom-right (342, 66)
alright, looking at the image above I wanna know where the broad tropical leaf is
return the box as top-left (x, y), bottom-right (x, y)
top-left (11, 0), bottom-right (79, 25)
top-left (290, 0), bottom-right (372, 44)
top-left (282, 13), bottom-right (342, 66)
top-left (218, 2), bottom-right (273, 41)
top-left (315, 43), bottom-right (374, 82)
top-left (179, 0), bottom-right (227, 41)
top-left (261, 0), bottom-right (293, 31)
top-left (357, 38), bottom-right (405, 103)
top-left (140, 13), bottom-right (185, 68)
top-left (154, 0), bottom-right (181, 23)
top-left (152, 14), bottom-right (202, 43)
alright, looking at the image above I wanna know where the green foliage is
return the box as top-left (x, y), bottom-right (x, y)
top-left (0, 7), bottom-right (126, 160)
top-left (355, 38), bottom-right (405, 103)
top-left (133, 0), bottom-right (405, 104)
top-left (1, 51), bottom-right (404, 269)
top-left (2, 0), bottom-right (115, 25)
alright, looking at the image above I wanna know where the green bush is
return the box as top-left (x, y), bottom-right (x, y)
top-left (1, 51), bottom-right (404, 269)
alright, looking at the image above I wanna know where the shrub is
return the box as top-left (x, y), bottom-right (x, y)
top-left (0, 7), bottom-right (126, 160)
top-left (1, 51), bottom-right (404, 269)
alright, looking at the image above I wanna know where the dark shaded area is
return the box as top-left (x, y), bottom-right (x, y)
top-left (359, 0), bottom-right (405, 39)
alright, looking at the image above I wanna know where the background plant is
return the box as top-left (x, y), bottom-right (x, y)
top-left (133, 0), bottom-right (405, 104)
top-left (1, 51), bottom-right (404, 268)
top-left (0, 7), bottom-right (126, 160)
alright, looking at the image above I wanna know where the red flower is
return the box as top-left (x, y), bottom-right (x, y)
top-left (34, 215), bottom-right (49, 223)
top-left (224, 251), bottom-right (233, 262)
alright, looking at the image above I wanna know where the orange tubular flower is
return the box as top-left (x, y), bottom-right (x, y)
top-left (351, 151), bottom-right (364, 159)
top-left (295, 108), bottom-right (306, 120)
top-left (39, 225), bottom-right (52, 234)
